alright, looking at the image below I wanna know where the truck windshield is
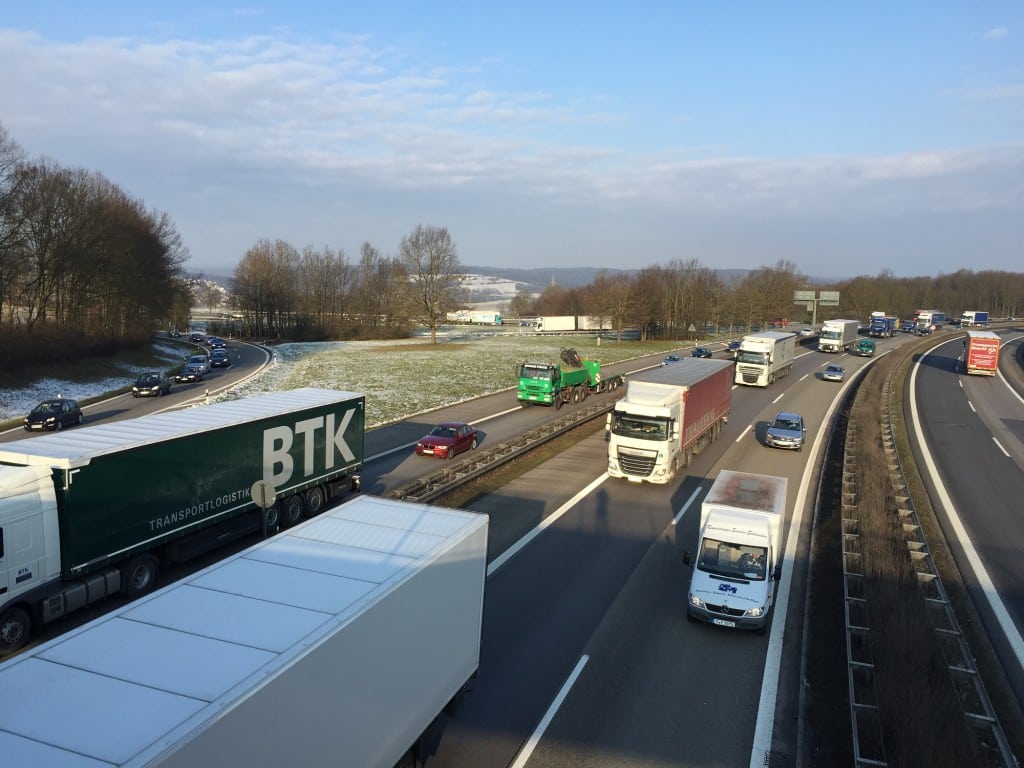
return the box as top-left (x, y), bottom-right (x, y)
top-left (611, 414), bottom-right (669, 441)
top-left (735, 350), bottom-right (767, 365)
top-left (519, 364), bottom-right (555, 381)
top-left (819, 329), bottom-right (841, 340)
top-left (697, 538), bottom-right (768, 581)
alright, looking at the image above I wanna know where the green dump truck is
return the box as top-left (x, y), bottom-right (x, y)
top-left (517, 348), bottom-right (624, 409)
top-left (0, 388), bottom-right (364, 656)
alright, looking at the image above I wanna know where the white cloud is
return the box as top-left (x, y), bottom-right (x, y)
top-left (982, 27), bottom-right (1008, 41)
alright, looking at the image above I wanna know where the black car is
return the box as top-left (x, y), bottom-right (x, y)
top-left (175, 364), bottom-right (204, 383)
top-left (207, 336), bottom-right (227, 349)
top-left (24, 398), bottom-right (84, 431)
top-left (210, 349), bottom-right (231, 368)
top-left (132, 371), bottom-right (172, 397)
top-left (691, 346), bottom-right (713, 358)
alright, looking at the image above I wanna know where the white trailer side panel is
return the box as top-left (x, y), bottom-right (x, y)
top-left (0, 496), bottom-right (488, 768)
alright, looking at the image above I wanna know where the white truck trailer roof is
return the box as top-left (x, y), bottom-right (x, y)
top-left (0, 388), bottom-right (362, 469)
top-left (622, 358), bottom-right (733, 406)
top-left (0, 495), bottom-right (488, 768)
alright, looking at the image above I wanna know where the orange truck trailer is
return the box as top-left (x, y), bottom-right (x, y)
top-left (964, 330), bottom-right (1001, 376)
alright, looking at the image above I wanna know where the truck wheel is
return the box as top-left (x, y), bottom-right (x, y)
top-left (554, 396), bottom-right (562, 411)
top-left (0, 607), bottom-right (31, 656)
top-left (122, 554), bottom-right (160, 598)
top-left (281, 494), bottom-right (305, 527)
top-left (264, 503), bottom-right (281, 531)
top-left (305, 486), bottom-right (327, 517)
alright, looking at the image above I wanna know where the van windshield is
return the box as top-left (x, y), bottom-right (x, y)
top-left (697, 538), bottom-right (768, 581)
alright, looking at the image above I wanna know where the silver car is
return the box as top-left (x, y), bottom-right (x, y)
top-left (822, 364), bottom-right (845, 382)
top-left (766, 411), bottom-right (806, 451)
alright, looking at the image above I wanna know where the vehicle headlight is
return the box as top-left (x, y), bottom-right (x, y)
top-left (744, 607), bottom-right (764, 618)
top-left (689, 595), bottom-right (705, 609)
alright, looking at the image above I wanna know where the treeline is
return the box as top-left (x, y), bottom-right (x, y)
top-left (0, 125), bottom-right (190, 368)
top-left (506, 262), bottom-right (1024, 339)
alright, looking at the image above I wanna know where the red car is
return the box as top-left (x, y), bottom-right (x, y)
top-left (416, 422), bottom-right (478, 459)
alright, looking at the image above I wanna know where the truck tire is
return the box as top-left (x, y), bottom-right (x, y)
top-left (0, 606), bottom-right (31, 656)
top-left (554, 396), bottom-right (562, 411)
top-left (281, 494), bottom-right (305, 527)
top-left (305, 486), bottom-right (327, 517)
top-left (122, 554), bottom-right (160, 598)
top-left (264, 503), bottom-right (281, 531)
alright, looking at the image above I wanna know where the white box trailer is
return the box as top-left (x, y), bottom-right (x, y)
top-left (0, 495), bottom-right (488, 768)
top-left (818, 319), bottom-right (859, 353)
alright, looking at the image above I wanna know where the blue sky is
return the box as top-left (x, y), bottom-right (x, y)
top-left (2, 2), bottom-right (1022, 278)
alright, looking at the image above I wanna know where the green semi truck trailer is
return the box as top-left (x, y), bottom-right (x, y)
top-left (517, 347), bottom-right (624, 409)
top-left (0, 387), bottom-right (364, 656)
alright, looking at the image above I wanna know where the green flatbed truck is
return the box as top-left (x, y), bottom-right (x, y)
top-left (0, 388), bottom-right (364, 656)
top-left (517, 348), bottom-right (623, 409)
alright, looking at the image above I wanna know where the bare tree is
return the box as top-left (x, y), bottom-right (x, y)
top-left (398, 225), bottom-right (461, 344)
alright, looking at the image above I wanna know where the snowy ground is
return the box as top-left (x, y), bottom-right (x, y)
top-left (0, 342), bottom-right (186, 423)
top-left (1, 332), bottom-right (678, 428)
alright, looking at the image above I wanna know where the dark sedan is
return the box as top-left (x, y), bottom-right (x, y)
top-left (24, 398), bottom-right (84, 431)
top-left (691, 346), bottom-right (713, 358)
top-left (132, 372), bottom-right (172, 397)
top-left (415, 421), bottom-right (479, 459)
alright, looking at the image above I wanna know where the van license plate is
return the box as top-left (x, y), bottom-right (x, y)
top-left (713, 619), bottom-right (736, 628)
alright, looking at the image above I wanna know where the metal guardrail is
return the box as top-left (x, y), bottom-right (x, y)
top-left (878, 359), bottom-right (1016, 767)
top-left (841, 414), bottom-right (888, 767)
top-left (386, 400), bottom-right (615, 503)
top-left (843, 343), bottom-right (1016, 766)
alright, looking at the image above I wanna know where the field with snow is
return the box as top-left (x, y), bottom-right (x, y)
top-left (0, 332), bottom-right (683, 428)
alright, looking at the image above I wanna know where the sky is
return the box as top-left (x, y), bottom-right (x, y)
top-left (2, 2), bottom-right (1022, 279)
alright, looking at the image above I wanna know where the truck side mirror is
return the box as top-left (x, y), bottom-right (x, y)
top-left (682, 550), bottom-right (692, 567)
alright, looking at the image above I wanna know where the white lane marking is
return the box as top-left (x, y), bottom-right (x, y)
top-left (736, 424), bottom-right (752, 443)
top-left (487, 474), bottom-right (609, 577)
top-left (968, 400), bottom-right (976, 413)
top-left (673, 486), bottom-right (702, 526)
top-left (509, 655), bottom-right (590, 768)
top-left (772, 393), bottom-right (784, 404)
top-left (799, 374), bottom-right (809, 382)
top-left (993, 437), bottom-right (1010, 458)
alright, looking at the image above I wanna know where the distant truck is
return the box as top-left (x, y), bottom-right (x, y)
top-left (685, 470), bottom-right (787, 632)
top-left (900, 320), bottom-right (917, 334)
top-left (447, 309), bottom-right (503, 325)
top-left (960, 310), bottom-right (989, 327)
top-left (533, 315), bottom-right (610, 333)
top-left (517, 347), bottom-right (624, 409)
top-left (0, 388), bottom-right (365, 656)
top-left (818, 319), bottom-right (860, 353)
top-left (868, 315), bottom-right (897, 338)
top-left (734, 331), bottom-right (796, 387)
top-left (915, 310), bottom-right (945, 332)
top-left (964, 330), bottom-right (1001, 376)
top-left (854, 338), bottom-right (876, 357)
top-left (0, 494), bottom-right (487, 768)
top-left (606, 358), bottom-right (733, 484)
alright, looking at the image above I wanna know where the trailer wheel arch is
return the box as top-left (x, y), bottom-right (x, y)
top-left (0, 605), bottom-right (32, 656)
top-left (281, 494), bottom-right (305, 527)
top-left (304, 486), bottom-right (327, 517)
top-left (122, 554), bottom-right (160, 598)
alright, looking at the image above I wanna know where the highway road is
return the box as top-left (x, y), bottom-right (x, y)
top-left (0, 327), bottom-right (952, 765)
top-left (909, 328), bottom-right (1024, 706)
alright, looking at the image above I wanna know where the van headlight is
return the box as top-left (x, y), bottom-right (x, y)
top-left (744, 607), bottom-right (764, 618)
top-left (689, 595), bottom-right (705, 609)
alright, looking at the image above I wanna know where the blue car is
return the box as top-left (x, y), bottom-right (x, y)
top-left (662, 354), bottom-right (682, 365)
top-left (691, 347), bottom-right (713, 358)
